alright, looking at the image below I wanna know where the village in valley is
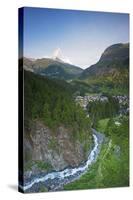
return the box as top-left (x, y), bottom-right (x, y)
top-left (75, 94), bottom-right (129, 114)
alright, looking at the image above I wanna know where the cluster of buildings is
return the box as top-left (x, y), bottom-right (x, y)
top-left (75, 95), bottom-right (108, 110)
top-left (113, 95), bottom-right (129, 105)
top-left (75, 94), bottom-right (129, 113)
top-left (114, 95), bottom-right (129, 115)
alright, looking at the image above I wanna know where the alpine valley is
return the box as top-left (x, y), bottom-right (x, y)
top-left (21, 43), bottom-right (129, 192)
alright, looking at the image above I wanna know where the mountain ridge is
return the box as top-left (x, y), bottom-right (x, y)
top-left (23, 57), bottom-right (83, 80)
top-left (80, 43), bottom-right (129, 79)
top-left (70, 43), bottom-right (129, 95)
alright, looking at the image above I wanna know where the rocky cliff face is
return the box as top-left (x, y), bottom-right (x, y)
top-left (24, 121), bottom-right (92, 178)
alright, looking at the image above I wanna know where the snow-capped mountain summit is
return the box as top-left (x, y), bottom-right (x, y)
top-left (23, 51), bottom-right (83, 80)
top-left (52, 48), bottom-right (72, 64)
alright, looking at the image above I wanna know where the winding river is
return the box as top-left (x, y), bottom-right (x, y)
top-left (20, 130), bottom-right (104, 192)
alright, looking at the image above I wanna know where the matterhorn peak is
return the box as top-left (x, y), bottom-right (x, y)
top-left (52, 48), bottom-right (72, 64)
top-left (52, 48), bottom-right (63, 60)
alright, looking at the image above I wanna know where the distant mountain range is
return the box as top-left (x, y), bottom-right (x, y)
top-left (23, 57), bottom-right (83, 80)
top-left (22, 43), bottom-right (129, 94)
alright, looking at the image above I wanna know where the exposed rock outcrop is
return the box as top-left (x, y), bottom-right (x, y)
top-left (24, 121), bottom-right (92, 177)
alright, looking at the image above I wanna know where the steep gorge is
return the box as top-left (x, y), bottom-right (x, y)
top-left (24, 121), bottom-right (92, 177)
top-left (23, 70), bottom-right (92, 180)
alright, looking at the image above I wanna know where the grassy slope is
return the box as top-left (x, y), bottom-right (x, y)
top-left (64, 140), bottom-right (112, 190)
top-left (97, 118), bottom-right (109, 133)
top-left (64, 116), bottom-right (129, 190)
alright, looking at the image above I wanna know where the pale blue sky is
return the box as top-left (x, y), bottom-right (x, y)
top-left (23, 7), bottom-right (129, 69)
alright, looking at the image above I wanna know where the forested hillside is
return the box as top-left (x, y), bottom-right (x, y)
top-left (24, 70), bottom-right (90, 130)
top-left (87, 96), bottom-right (120, 126)
top-left (24, 70), bottom-right (92, 177)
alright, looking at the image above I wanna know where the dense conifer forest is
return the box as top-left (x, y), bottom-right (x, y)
top-left (24, 70), bottom-right (91, 139)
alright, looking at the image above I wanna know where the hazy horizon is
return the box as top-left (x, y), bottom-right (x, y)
top-left (23, 7), bottom-right (129, 69)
